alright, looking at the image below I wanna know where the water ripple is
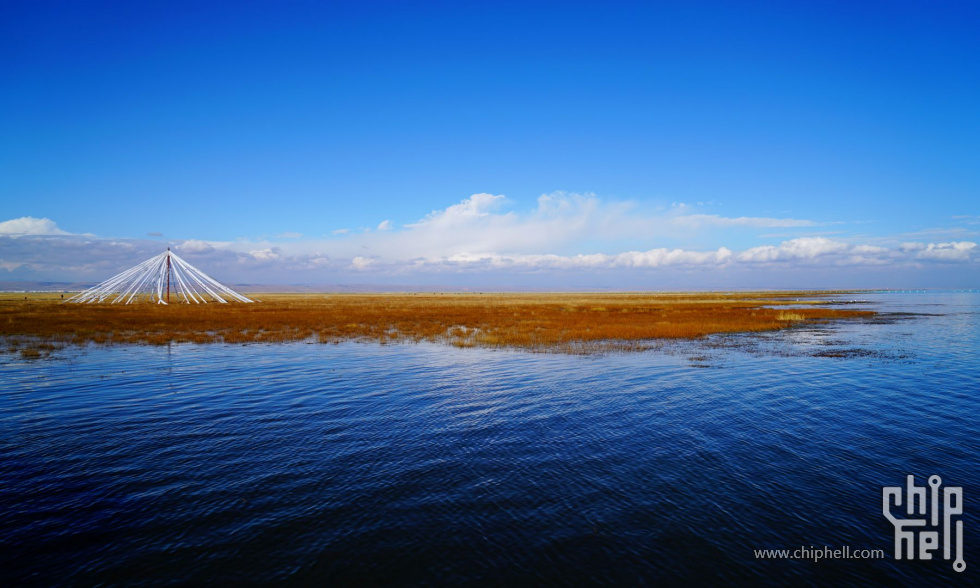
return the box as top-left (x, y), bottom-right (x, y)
top-left (1, 292), bottom-right (977, 585)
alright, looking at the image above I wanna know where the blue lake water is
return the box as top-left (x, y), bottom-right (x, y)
top-left (1, 292), bottom-right (977, 585)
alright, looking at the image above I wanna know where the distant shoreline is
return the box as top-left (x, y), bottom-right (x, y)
top-left (3, 281), bottom-right (975, 294)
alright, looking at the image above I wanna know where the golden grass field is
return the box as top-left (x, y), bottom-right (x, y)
top-left (1, 291), bottom-right (874, 356)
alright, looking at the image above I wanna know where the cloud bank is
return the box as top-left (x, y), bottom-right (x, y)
top-left (0, 216), bottom-right (70, 236)
top-left (1, 193), bottom-right (977, 288)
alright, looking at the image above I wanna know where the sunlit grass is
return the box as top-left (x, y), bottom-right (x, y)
top-left (0, 291), bottom-right (874, 353)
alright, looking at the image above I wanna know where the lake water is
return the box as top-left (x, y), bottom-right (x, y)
top-left (1, 292), bottom-right (977, 585)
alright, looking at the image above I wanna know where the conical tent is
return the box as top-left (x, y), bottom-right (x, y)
top-left (66, 249), bottom-right (254, 304)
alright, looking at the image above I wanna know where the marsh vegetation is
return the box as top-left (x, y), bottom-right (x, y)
top-left (1, 291), bottom-right (874, 354)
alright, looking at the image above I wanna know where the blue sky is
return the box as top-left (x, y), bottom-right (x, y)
top-left (1, 1), bottom-right (978, 288)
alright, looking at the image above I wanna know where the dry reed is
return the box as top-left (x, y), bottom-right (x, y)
top-left (0, 291), bottom-right (874, 353)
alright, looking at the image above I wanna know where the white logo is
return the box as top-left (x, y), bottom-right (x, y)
top-left (883, 475), bottom-right (965, 572)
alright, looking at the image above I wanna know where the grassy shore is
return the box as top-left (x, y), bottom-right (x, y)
top-left (1, 291), bottom-right (874, 356)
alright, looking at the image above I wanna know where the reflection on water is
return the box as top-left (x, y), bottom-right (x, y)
top-left (1, 293), bottom-right (977, 584)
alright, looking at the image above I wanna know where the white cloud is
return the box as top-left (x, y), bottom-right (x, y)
top-left (0, 216), bottom-right (70, 236)
top-left (738, 237), bottom-right (849, 262)
top-left (915, 241), bottom-right (977, 261)
top-left (350, 256), bottom-right (374, 270)
top-left (338, 192), bottom-right (769, 263)
top-left (177, 239), bottom-right (215, 254)
top-left (248, 248), bottom-right (280, 261)
top-left (409, 193), bottom-right (506, 228)
top-left (377, 192), bottom-right (821, 261)
top-left (377, 220), bottom-right (392, 231)
top-left (332, 228), bottom-right (349, 235)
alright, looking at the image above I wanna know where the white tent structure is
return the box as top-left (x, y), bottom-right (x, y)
top-left (66, 249), bottom-right (254, 304)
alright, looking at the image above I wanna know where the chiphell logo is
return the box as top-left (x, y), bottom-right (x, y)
top-left (883, 475), bottom-right (965, 572)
